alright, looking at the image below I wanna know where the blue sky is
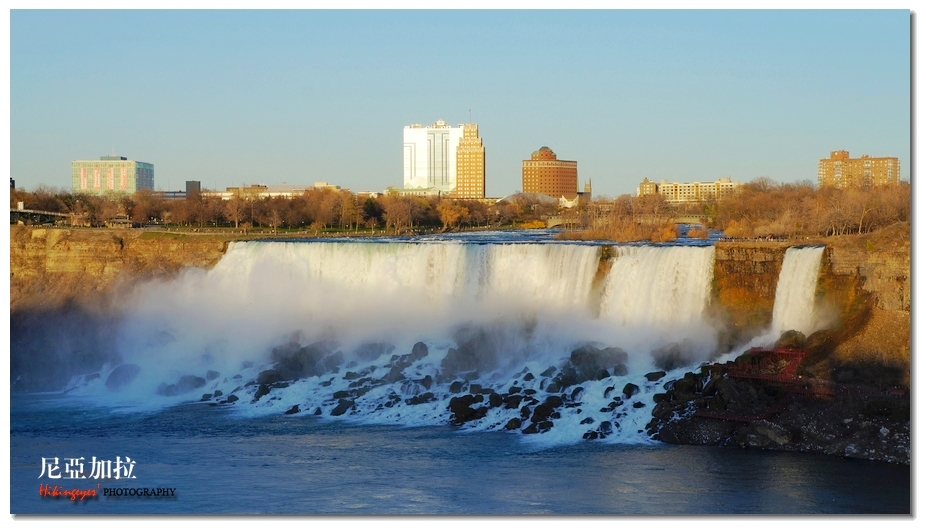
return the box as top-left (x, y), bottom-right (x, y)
top-left (10, 9), bottom-right (912, 198)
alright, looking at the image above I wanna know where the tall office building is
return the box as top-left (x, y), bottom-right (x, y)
top-left (453, 124), bottom-right (485, 198)
top-left (818, 150), bottom-right (900, 189)
top-left (403, 120), bottom-right (465, 193)
top-left (72, 156), bottom-right (154, 196)
top-left (522, 146), bottom-right (578, 200)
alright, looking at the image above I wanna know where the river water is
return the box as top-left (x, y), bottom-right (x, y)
top-left (10, 393), bottom-right (911, 515)
top-left (9, 231), bottom-right (911, 515)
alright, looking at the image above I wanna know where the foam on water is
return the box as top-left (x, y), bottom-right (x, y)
top-left (54, 238), bottom-right (820, 445)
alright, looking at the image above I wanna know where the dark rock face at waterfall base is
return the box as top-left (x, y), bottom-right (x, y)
top-left (645, 360), bottom-right (910, 465)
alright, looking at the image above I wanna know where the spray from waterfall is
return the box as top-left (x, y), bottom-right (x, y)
top-left (46, 240), bottom-right (729, 445)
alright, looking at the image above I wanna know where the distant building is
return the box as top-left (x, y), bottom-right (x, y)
top-left (522, 146), bottom-right (578, 200)
top-left (451, 124), bottom-right (486, 199)
top-left (186, 181), bottom-right (201, 196)
top-left (818, 150), bottom-right (900, 188)
top-left (637, 177), bottom-right (742, 203)
top-left (72, 156), bottom-right (154, 196)
top-left (203, 182), bottom-right (343, 200)
top-left (403, 119), bottom-right (472, 194)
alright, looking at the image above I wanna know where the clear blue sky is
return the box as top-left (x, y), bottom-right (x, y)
top-left (10, 9), bottom-right (911, 198)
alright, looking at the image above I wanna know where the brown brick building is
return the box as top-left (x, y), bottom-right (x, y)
top-left (522, 146), bottom-right (578, 200)
top-left (818, 150), bottom-right (900, 189)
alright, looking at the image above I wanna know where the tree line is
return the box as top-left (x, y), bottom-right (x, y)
top-left (561, 178), bottom-right (910, 242)
top-left (9, 186), bottom-right (561, 233)
top-left (12, 178), bottom-right (909, 239)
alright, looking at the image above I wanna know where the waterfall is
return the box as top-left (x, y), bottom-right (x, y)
top-left (599, 246), bottom-right (715, 328)
top-left (58, 239), bottom-right (728, 445)
top-left (770, 246), bottom-right (825, 336)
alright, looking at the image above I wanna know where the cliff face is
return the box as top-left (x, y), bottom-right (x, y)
top-left (10, 227), bottom-right (229, 311)
top-left (710, 243), bottom-right (788, 347)
top-left (10, 226), bottom-right (911, 389)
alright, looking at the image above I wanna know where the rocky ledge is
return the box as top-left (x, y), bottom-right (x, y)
top-left (645, 348), bottom-right (910, 465)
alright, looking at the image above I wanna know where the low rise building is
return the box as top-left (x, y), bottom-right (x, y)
top-left (637, 177), bottom-right (742, 203)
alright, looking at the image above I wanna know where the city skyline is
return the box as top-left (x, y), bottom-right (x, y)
top-left (11, 10), bottom-right (912, 198)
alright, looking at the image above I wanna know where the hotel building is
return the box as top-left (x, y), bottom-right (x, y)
top-left (452, 123), bottom-right (486, 199)
top-left (637, 177), bottom-right (742, 203)
top-left (521, 146), bottom-right (578, 200)
top-left (403, 120), bottom-right (465, 193)
top-left (817, 150), bottom-right (900, 188)
top-left (72, 156), bottom-right (154, 196)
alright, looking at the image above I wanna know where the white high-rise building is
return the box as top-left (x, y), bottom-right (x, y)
top-left (403, 120), bottom-right (465, 193)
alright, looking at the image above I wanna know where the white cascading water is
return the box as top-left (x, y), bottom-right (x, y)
top-left (600, 246), bottom-right (715, 328)
top-left (770, 246), bottom-right (825, 336)
top-left (64, 241), bottom-right (730, 445)
top-left (730, 245), bottom-right (826, 355)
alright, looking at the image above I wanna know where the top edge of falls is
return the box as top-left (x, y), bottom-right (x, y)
top-left (244, 230), bottom-right (722, 247)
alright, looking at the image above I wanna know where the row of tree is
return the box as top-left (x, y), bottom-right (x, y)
top-left (561, 179), bottom-right (910, 241)
top-left (12, 179), bottom-right (909, 239)
top-left (10, 186), bottom-right (560, 233)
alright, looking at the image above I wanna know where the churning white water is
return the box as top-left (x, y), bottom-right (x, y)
top-left (55, 239), bottom-right (824, 446)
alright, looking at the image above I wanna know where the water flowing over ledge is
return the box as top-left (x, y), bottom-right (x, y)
top-left (53, 238), bottom-right (826, 447)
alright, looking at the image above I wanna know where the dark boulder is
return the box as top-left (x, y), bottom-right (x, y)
top-left (488, 392), bottom-right (504, 408)
top-left (775, 330), bottom-right (807, 349)
top-left (257, 370), bottom-right (285, 385)
top-left (410, 341), bottom-right (429, 361)
top-left (569, 386), bottom-right (585, 401)
top-left (623, 383), bottom-right (640, 398)
top-left (449, 381), bottom-right (465, 393)
top-left (405, 392), bottom-right (436, 406)
top-left (105, 364), bottom-right (141, 391)
top-left (353, 342), bottom-right (395, 362)
top-left (523, 372), bottom-right (535, 382)
top-left (651, 343), bottom-right (685, 371)
top-left (331, 399), bottom-right (354, 416)
top-left (448, 394), bottom-right (486, 424)
top-left (419, 375), bottom-right (433, 390)
top-left (284, 405), bottom-right (300, 415)
top-left (531, 402), bottom-right (556, 423)
top-left (540, 366), bottom-right (557, 377)
top-left (225, 394), bottom-right (239, 403)
top-left (505, 418), bottom-right (522, 430)
top-left (273, 341), bottom-right (342, 380)
top-left (206, 370), bottom-right (220, 380)
top-left (645, 371), bottom-right (667, 382)
top-left (254, 384), bottom-right (271, 401)
top-left (504, 395), bottom-right (523, 409)
top-left (569, 345), bottom-right (629, 383)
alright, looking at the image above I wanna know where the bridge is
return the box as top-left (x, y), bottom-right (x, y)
top-left (10, 208), bottom-right (72, 226)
